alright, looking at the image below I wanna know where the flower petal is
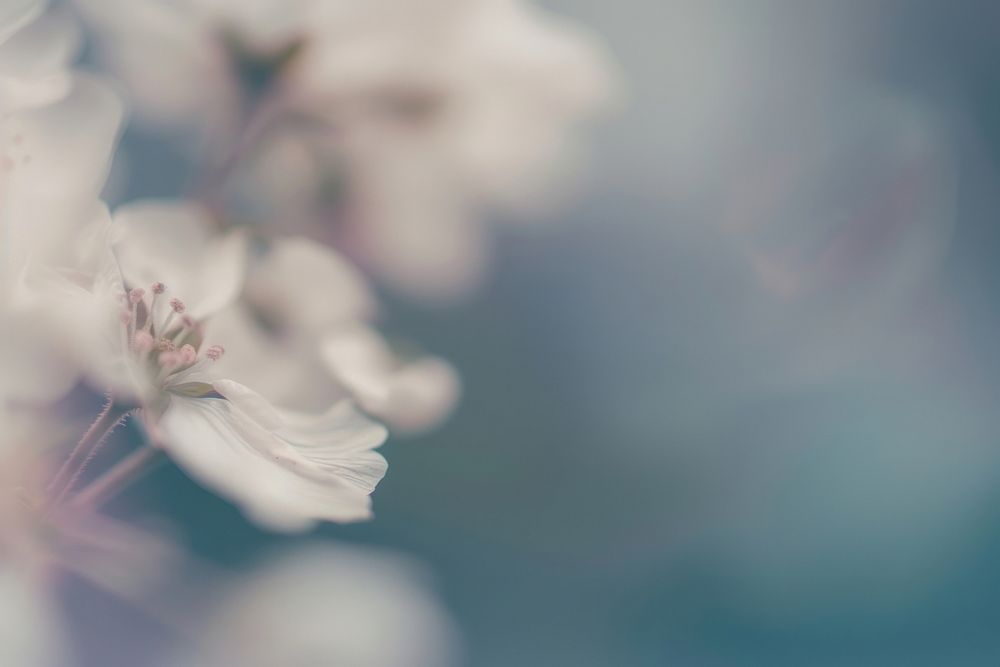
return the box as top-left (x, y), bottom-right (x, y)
top-left (246, 237), bottom-right (376, 335)
top-left (321, 325), bottom-right (460, 433)
top-left (0, 9), bottom-right (80, 82)
top-left (113, 200), bottom-right (247, 319)
top-left (2, 73), bottom-right (123, 195)
top-left (157, 394), bottom-right (387, 531)
top-left (76, 0), bottom-right (235, 129)
top-left (211, 378), bottom-right (285, 431)
top-left (204, 303), bottom-right (346, 411)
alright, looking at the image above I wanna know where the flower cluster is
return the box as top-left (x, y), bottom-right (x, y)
top-left (0, 0), bottom-right (612, 663)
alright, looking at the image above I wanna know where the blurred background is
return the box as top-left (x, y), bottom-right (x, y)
top-left (84, 0), bottom-right (1000, 664)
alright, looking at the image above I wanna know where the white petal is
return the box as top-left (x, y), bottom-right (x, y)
top-left (113, 200), bottom-right (247, 319)
top-left (1, 193), bottom-right (110, 283)
top-left (0, 9), bottom-right (81, 81)
top-left (76, 0), bottom-right (234, 129)
top-left (211, 378), bottom-right (285, 431)
top-left (274, 400), bottom-right (389, 493)
top-left (350, 158), bottom-right (490, 302)
top-left (2, 73), bottom-right (123, 195)
top-left (321, 326), bottom-right (459, 433)
top-left (204, 303), bottom-right (347, 411)
top-left (246, 237), bottom-right (376, 335)
top-left (9, 224), bottom-right (134, 403)
top-left (380, 356), bottom-right (460, 434)
top-left (0, 305), bottom-right (78, 403)
top-left (158, 394), bottom-right (387, 531)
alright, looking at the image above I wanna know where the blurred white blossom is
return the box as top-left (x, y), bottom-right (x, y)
top-left (322, 324), bottom-right (460, 434)
top-left (70, 239), bottom-right (391, 531)
top-left (77, 0), bottom-right (616, 300)
top-left (112, 199), bottom-right (459, 433)
top-left (175, 544), bottom-right (459, 667)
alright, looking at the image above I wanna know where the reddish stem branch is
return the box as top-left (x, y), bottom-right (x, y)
top-left (71, 445), bottom-right (162, 510)
top-left (53, 409), bottom-right (138, 506)
top-left (47, 394), bottom-right (118, 501)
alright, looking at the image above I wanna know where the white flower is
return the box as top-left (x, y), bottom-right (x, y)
top-left (174, 544), bottom-right (459, 667)
top-left (8, 201), bottom-right (390, 530)
top-left (112, 200), bottom-right (459, 433)
top-left (103, 217), bottom-right (390, 530)
top-left (77, 0), bottom-right (615, 301)
top-left (288, 0), bottom-right (616, 300)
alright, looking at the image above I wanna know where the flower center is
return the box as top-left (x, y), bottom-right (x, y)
top-left (119, 282), bottom-right (225, 384)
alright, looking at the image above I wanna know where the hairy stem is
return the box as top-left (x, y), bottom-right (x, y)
top-left (47, 394), bottom-right (122, 503)
top-left (53, 409), bottom-right (138, 506)
top-left (71, 445), bottom-right (162, 510)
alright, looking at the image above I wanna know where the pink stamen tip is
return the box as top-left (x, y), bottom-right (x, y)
top-left (156, 339), bottom-right (176, 352)
top-left (179, 344), bottom-right (197, 365)
top-left (170, 298), bottom-right (186, 313)
top-left (151, 282), bottom-right (166, 295)
top-left (128, 288), bottom-right (146, 304)
top-left (206, 345), bottom-right (225, 361)
top-left (133, 330), bottom-right (155, 353)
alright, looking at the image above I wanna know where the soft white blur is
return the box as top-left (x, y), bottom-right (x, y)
top-left (174, 544), bottom-right (459, 667)
top-left (76, 0), bottom-right (617, 301)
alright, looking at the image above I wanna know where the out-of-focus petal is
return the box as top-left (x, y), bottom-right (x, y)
top-left (8, 220), bottom-right (133, 402)
top-left (176, 544), bottom-right (459, 667)
top-left (75, 0), bottom-right (234, 130)
top-left (322, 325), bottom-right (460, 433)
top-left (1, 72), bottom-right (123, 195)
top-left (0, 306), bottom-right (78, 403)
top-left (247, 236), bottom-right (375, 333)
top-left (203, 304), bottom-right (341, 411)
top-left (0, 9), bottom-right (80, 81)
top-left (351, 162), bottom-right (490, 302)
top-left (113, 200), bottom-right (247, 319)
